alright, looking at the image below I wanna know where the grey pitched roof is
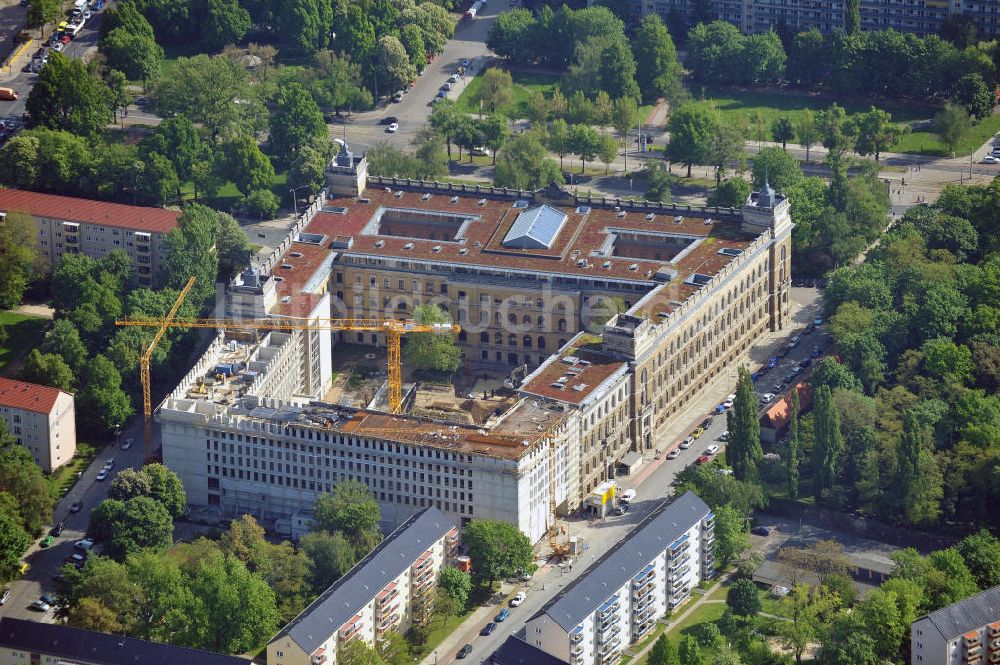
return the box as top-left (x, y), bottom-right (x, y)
top-left (922, 585), bottom-right (1000, 640)
top-left (272, 507), bottom-right (456, 654)
top-left (502, 205), bottom-right (568, 249)
top-left (492, 636), bottom-right (570, 665)
top-left (535, 491), bottom-right (711, 632)
top-left (0, 617), bottom-right (249, 665)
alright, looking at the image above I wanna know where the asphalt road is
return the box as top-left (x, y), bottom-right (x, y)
top-left (440, 288), bottom-right (827, 664)
top-left (0, 417), bottom-right (146, 622)
top-left (333, 4), bottom-right (501, 154)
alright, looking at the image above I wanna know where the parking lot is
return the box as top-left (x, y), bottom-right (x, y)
top-left (0, 0), bottom-right (27, 64)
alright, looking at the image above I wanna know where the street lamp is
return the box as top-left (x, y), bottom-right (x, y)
top-left (289, 185), bottom-right (311, 218)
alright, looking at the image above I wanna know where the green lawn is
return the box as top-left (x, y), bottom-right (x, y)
top-left (891, 112), bottom-right (1000, 156)
top-left (632, 602), bottom-right (727, 665)
top-left (456, 71), bottom-right (561, 119)
top-left (0, 312), bottom-right (49, 371)
top-left (47, 442), bottom-right (97, 500)
top-left (455, 70), bottom-right (653, 123)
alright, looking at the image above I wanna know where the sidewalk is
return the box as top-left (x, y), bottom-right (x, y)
top-left (417, 582), bottom-right (514, 665)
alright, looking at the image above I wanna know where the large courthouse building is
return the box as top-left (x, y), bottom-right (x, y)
top-left (159, 154), bottom-right (791, 540)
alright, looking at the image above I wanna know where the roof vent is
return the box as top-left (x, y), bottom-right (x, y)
top-left (674, 215), bottom-right (683, 224)
top-left (384, 186), bottom-right (392, 192)
top-left (403, 242), bottom-right (414, 250)
top-left (617, 210), bottom-right (626, 218)
top-left (575, 205), bottom-right (591, 214)
top-left (576, 259), bottom-right (587, 268)
top-left (450, 196), bottom-right (459, 203)
top-left (704, 217), bottom-right (714, 225)
top-left (290, 251), bottom-right (303, 258)
top-left (273, 276), bottom-right (284, 282)
top-left (421, 193), bottom-right (431, 201)
top-left (478, 198), bottom-right (487, 206)
top-left (375, 240), bottom-right (384, 248)
top-left (394, 190), bottom-right (404, 198)
top-left (459, 248), bottom-right (468, 254)
top-left (628, 263), bottom-right (639, 271)
top-left (602, 260), bottom-right (611, 269)
top-left (513, 199), bottom-right (530, 209)
top-left (645, 213), bottom-right (655, 221)
top-left (358, 197), bottom-right (371, 204)
top-left (280, 264), bottom-right (293, 270)
top-left (432, 245), bottom-right (441, 252)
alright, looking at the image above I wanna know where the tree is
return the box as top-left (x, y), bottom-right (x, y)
top-left (101, 29), bottom-right (163, 86)
top-left (854, 107), bottom-right (905, 162)
top-left (108, 469), bottom-right (153, 504)
top-left (189, 553), bottom-right (280, 653)
top-left (686, 21), bottom-right (744, 85)
top-left (707, 178), bottom-right (750, 208)
top-left (548, 118), bottom-right (571, 170)
top-left (141, 464), bottom-right (187, 518)
top-left (464, 520), bottom-right (535, 587)
top-left (78, 355), bottom-right (133, 435)
top-left (0, 211), bottom-right (40, 309)
top-left (811, 385), bottom-right (843, 502)
top-left (26, 53), bottom-right (112, 138)
top-left (313, 481), bottom-right (381, 543)
top-left (771, 117), bottom-right (795, 151)
top-left (216, 213), bottom-right (252, 280)
top-left (934, 103), bottom-right (971, 155)
top-left (160, 205), bottom-right (220, 306)
top-left (152, 55), bottom-right (250, 141)
top-left (817, 104), bottom-right (856, 163)
top-left (795, 110), bottom-right (820, 161)
top-left (952, 73), bottom-right (994, 120)
top-left (269, 83), bottom-right (326, 160)
top-left (429, 99), bottom-right (464, 159)
top-left (19, 350), bottom-right (74, 392)
top-left (439, 566), bottom-right (472, 611)
top-left (200, 0), bottom-right (251, 52)
top-left (845, 0), bottom-right (861, 34)
top-left (140, 117), bottom-right (206, 185)
top-left (0, 506), bottom-right (30, 582)
top-left (713, 503), bottom-right (749, 569)
top-left (245, 189), bottom-right (280, 219)
top-left (486, 9), bottom-right (536, 64)
top-left (648, 634), bottom-right (680, 665)
top-left (707, 122), bottom-right (745, 185)
top-left (339, 640), bottom-right (387, 665)
top-left (645, 161), bottom-right (677, 202)
top-left (288, 142), bottom-right (329, 196)
top-left (399, 24), bottom-right (426, 76)
top-left (679, 635), bottom-right (703, 665)
top-left (478, 68), bottom-right (514, 114)
top-left (39, 319), bottom-right (88, 373)
top-left (776, 584), bottom-right (840, 665)
top-left (376, 36), bottom-right (416, 97)
top-left (0, 431), bottom-right (55, 535)
top-left (611, 96), bottom-right (639, 146)
top-left (276, 0), bottom-right (333, 54)
top-left (667, 105), bottom-right (715, 177)
top-left (752, 146), bottom-right (802, 191)
top-left (223, 134), bottom-right (275, 196)
top-left (568, 124), bottom-right (600, 173)
top-left (632, 15), bottom-right (682, 103)
top-left (88, 497), bottom-right (173, 561)
top-left (742, 31), bottom-right (786, 84)
top-left (727, 367), bottom-right (763, 482)
top-left (27, 0), bottom-right (60, 35)
top-left (402, 303), bottom-right (462, 373)
top-left (726, 578), bottom-right (762, 617)
top-left (478, 115), bottom-right (509, 166)
top-left (495, 133), bottom-right (563, 190)
top-left (597, 39), bottom-right (640, 101)
top-left (787, 387), bottom-right (800, 499)
top-left (957, 530), bottom-right (1000, 589)
top-left (300, 530), bottom-right (356, 592)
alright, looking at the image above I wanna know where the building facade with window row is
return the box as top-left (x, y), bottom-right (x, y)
top-left (267, 507), bottom-right (459, 665)
top-left (910, 585), bottom-right (1000, 665)
top-left (0, 377), bottom-right (75, 472)
top-left (525, 492), bottom-right (715, 665)
top-left (0, 189), bottom-right (179, 287)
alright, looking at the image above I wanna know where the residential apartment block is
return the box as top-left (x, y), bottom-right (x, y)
top-left (0, 377), bottom-right (75, 472)
top-left (0, 617), bottom-right (250, 665)
top-left (525, 492), bottom-right (715, 665)
top-left (159, 159), bottom-right (789, 541)
top-left (0, 189), bottom-right (179, 287)
top-left (911, 585), bottom-right (1000, 665)
top-left (267, 507), bottom-right (459, 665)
top-left (631, 0), bottom-right (998, 38)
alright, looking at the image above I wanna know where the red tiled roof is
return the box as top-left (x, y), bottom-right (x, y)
top-left (520, 340), bottom-right (627, 405)
top-left (0, 377), bottom-right (66, 414)
top-left (760, 383), bottom-right (813, 432)
top-left (0, 189), bottom-right (180, 234)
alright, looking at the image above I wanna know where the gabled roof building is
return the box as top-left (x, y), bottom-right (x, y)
top-left (911, 585), bottom-right (1000, 665)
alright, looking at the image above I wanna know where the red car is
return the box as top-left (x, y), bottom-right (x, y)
top-left (59, 34), bottom-right (71, 44)
top-left (696, 455), bottom-right (710, 465)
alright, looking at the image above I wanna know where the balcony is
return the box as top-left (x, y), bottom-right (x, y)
top-left (377, 611), bottom-right (400, 632)
top-left (670, 552), bottom-right (691, 570)
top-left (571, 626), bottom-right (584, 643)
top-left (598, 595), bottom-right (621, 618)
top-left (571, 642), bottom-right (584, 657)
top-left (988, 652), bottom-right (1000, 664)
top-left (632, 564), bottom-right (655, 587)
top-left (339, 615), bottom-right (363, 643)
top-left (633, 581), bottom-right (655, 599)
top-left (598, 635), bottom-right (621, 655)
top-left (990, 623), bottom-right (1000, 638)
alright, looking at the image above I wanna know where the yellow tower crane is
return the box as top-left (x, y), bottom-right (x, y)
top-left (116, 313), bottom-right (461, 457)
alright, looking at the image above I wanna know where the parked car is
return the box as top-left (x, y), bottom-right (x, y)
top-left (751, 526), bottom-right (771, 537)
top-left (666, 448), bottom-right (680, 460)
top-left (471, 146), bottom-right (491, 156)
top-left (69, 501), bottom-right (83, 513)
top-left (617, 503), bottom-right (630, 516)
top-left (701, 417), bottom-right (713, 429)
top-left (440, 82), bottom-right (452, 92)
top-left (800, 357), bottom-right (813, 368)
top-left (392, 90), bottom-right (405, 102)
top-left (810, 346), bottom-right (822, 358)
top-left (985, 155), bottom-right (1000, 164)
top-left (704, 445), bottom-right (720, 456)
top-left (386, 123), bottom-right (399, 133)
top-left (40, 593), bottom-right (55, 606)
top-left (379, 116), bottom-right (398, 125)
top-left (760, 392), bottom-right (775, 404)
top-left (618, 488), bottom-right (636, 502)
top-left (679, 437), bottom-right (694, 450)
top-left (481, 622), bottom-right (497, 636)
top-left (40, 535), bottom-right (54, 548)
top-left (767, 356), bottom-right (779, 369)
top-left (772, 382), bottom-right (786, 393)
top-left (696, 455), bottom-right (710, 465)
top-left (30, 599), bottom-right (51, 612)
top-left (447, 74), bottom-right (459, 83)
top-left (0, 587), bottom-right (9, 605)
top-left (691, 427), bottom-right (704, 439)
top-left (103, 458), bottom-right (115, 470)
top-left (813, 317), bottom-right (823, 326)
top-left (495, 608), bottom-right (510, 622)
top-left (121, 437), bottom-right (133, 450)
top-left (510, 591), bottom-right (526, 607)
top-left (457, 644), bottom-right (473, 659)
top-left (74, 539), bottom-right (94, 552)
top-left (96, 469), bottom-right (109, 481)
top-left (461, 59), bottom-right (471, 67)
top-left (717, 431), bottom-right (729, 441)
